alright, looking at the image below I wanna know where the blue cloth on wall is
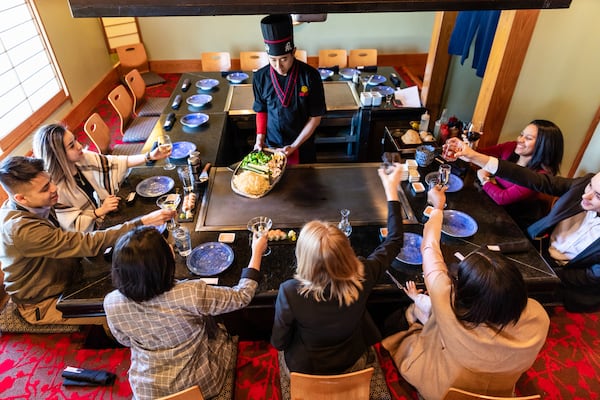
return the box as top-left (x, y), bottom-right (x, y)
top-left (448, 10), bottom-right (501, 77)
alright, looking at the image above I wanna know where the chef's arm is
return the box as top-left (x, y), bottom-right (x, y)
top-left (284, 116), bottom-right (322, 156)
top-left (254, 112), bottom-right (267, 151)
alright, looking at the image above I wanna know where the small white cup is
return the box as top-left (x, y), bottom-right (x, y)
top-left (360, 92), bottom-right (372, 106)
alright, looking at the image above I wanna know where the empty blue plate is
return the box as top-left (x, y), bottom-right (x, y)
top-left (171, 141), bottom-right (197, 159)
top-left (318, 69), bottom-right (334, 80)
top-left (186, 94), bottom-right (212, 107)
top-left (187, 242), bottom-right (234, 276)
top-left (362, 74), bottom-right (386, 85)
top-left (339, 68), bottom-right (358, 79)
top-left (226, 72), bottom-right (249, 83)
top-left (371, 85), bottom-right (395, 96)
top-left (196, 78), bottom-right (219, 90)
top-left (181, 113), bottom-right (209, 128)
top-left (442, 210), bottom-right (478, 237)
top-left (395, 232), bottom-right (423, 265)
top-left (136, 176), bottom-right (174, 198)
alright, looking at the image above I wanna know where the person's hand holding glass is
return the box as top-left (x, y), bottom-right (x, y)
top-left (158, 134), bottom-right (175, 170)
top-left (156, 193), bottom-right (180, 230)
top-left (247, 216), bottom-right (272, 256)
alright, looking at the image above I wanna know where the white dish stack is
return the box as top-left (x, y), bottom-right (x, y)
top-left (405, 159), bottom-right (420, 182)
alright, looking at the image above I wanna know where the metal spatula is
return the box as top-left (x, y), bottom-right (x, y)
top-left (198, 163), bottom-right (211, 183)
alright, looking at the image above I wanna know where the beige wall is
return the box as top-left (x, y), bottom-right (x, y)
top-left (499, 0), bottom-right (600, 175)
top-left (137, 13), bottom-right (435, 60)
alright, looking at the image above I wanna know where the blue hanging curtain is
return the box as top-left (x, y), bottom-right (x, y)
top-left (448, 10), bottom-right (501, 77)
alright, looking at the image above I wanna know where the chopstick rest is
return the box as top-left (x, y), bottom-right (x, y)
top-left (62, 366), bottom-right (116, 386)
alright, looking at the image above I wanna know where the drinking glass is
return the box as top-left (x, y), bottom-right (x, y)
top-left (441, 139), bottom-right (459, 162)
top-left (338, 209), bottom-right (352, 237)
top-left (158, 134), bottom-right (175, 170)
top-left (247, 216), bottom-right (273, 256)
top-left (156, 193), bottom-right (181, 230)
top-left (439, 164), bottom-right (452, 187)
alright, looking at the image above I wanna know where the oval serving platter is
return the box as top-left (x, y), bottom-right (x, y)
top-left (441, 210), bottom-right (478, 238)
top-left (136, 176), bottom-right (175, 198)
top-left (187, 242), bottom-right (234, 276)
top-left (231, 148), bottom-right (287, 199)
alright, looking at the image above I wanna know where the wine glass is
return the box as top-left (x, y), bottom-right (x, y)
top-left (439, 164), bottom-right (452, 187)
top-left (158, 134), bottom-right (175, 170)
top-left (156, 193), bottom-right (181, 230)
top-left (247, 216), bottom-right (273, 256)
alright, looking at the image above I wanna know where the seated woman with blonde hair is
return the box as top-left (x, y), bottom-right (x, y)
top-left (271, 163), bottom-right (406, 399)
top-left (33, 123), bottom-right (169, 232)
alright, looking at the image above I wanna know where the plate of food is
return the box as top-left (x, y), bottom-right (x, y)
top-left (318, 69), bottom-right (334, 80)
top-left (186, 242), bottom-right (234, 276)
top-left (181, 113), bottom-right (209, 128)
top-left (136, 176), bottom-right (175, 198)
top-left (441, 210), bottom-right (478, 237)
top-left (395, 232), bottom-right (423, 265)
top-left (196, 78), bottom-right (219, 91)
top-left (226, 72), bottom-right (249, 84)
top-left (186, 94), bottom-right (212, 108)
top-left (231, 149), bottom-right (287, 199)
top-left (339, 68), bottom-right (358, 79)
top-left (170, 141), bottom-right (197, 159)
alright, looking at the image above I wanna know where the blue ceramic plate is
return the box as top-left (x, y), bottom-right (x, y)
top-left (187, 242), bottom-right (234, 276)
top-left (395, 232), bottom-right (423, 265)
top-left (196, 78), bottom-right (219, 90)
top-left (186, 94), bottom-right (212, 107)
top-left (136, 176), bottom-right (175, 198)
top-left (226, 72), bottom-right (249, 84)
top-left (362, 74), bottom-right (386, 85)
top-left (339, 68), bottom-right (358, 79)
top-left (181, 113), bottom-right (209, 128)
top-left (442, 210), bottom-right (478, 237)
top-left (318, 69), bottom-right (334, 80)
top-left (371, 85), bottom-right (395, 96)
top-left (170, 141), bottom-right (197, 159)
top-left (424, 172), bottom-right (464, 193)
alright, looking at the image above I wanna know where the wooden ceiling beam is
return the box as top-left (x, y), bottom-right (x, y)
top-left (68, 0), bottom-right (572, 18)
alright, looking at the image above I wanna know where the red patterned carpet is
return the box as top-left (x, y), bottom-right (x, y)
top-left (1, 306), bottom-right (599, 399)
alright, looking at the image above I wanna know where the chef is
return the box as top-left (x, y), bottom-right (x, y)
top-left (252, 14), bottom-right (326, 164)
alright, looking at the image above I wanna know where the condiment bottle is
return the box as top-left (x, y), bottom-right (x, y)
top-left (419, 111), bottom-right (430, 133)
top-left (433, 108), bottom-right (447, 141)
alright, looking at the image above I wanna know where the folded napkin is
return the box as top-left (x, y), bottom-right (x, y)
top-left (356, 65), bottom-right (378, 72)
top-left (62, 366), bottom-right (116, 386)
top-left (487, 239), bottom-right (530, 254)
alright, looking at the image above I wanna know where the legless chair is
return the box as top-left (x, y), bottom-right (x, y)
top-left (318, 49), bottom-right (348, 68)
top-left (201, 52), bottom-right (232, 72)
top-left (349, 49), bottom-right (378, 68)
top-left (107, 84), bottom-right (158, 143)
top-left (240, 51), bottom-right (269, 71)
top-left (443, 388), bottom-right (541, 400)
top-left (295, 49), bottom-right (308, 63)
top-left (156, 385), bottom-right (205, 400)
top-left (83, 113), bottom-right (144, 156)
top-left (290, 367), bottom-right (373, 400)
top-left (115, 43), bottom-right (165, 87)
top-left (124, 68), bottom-right (169, 117)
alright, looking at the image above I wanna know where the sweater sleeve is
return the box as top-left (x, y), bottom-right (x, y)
top-left (482, 176), bottom-right (539, 206)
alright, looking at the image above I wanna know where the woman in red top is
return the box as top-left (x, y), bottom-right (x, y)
top-left (477, 119), bottom-right (563, 230)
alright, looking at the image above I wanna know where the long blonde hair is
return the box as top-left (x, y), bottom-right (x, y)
top-left (294, 221), bottom-right (364, 307)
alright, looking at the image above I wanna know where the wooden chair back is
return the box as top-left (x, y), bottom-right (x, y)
top-left (115, 43), bottom-right (149, 74)
top-left (290, 367), bottom-right (373, 400)
top-left (318, 49), bottom-right (348, 68)
top-left (349, 49), bottom-right (378, 67)
top-left (107, 84), bottom-right (134, 135)
top-left (295, 49), bottom-right (308, 63)
top-left (156, 385), bottom-right (205, 400)
top-left (201, 51), bottom-right (232, 72)
top-left (83, 113), bottom-right (111, 154)
top-left (443, 387), bottom-right (542, 400)
top-left (240, 51), bottom-right (269, 71)
top-left (124, 68), bottom-right (147, 114)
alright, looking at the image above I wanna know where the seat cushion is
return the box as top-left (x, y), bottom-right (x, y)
top-left (142, 72), bottom-right (166, 87)
top-left (137, 97), bottom-right (170, 117)
top-left (0, 301), bottom-right (79, 334)
top-left (112, 142), bottom-right (145, 156)
top-left (122, 116), bottom-right (159, 143)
